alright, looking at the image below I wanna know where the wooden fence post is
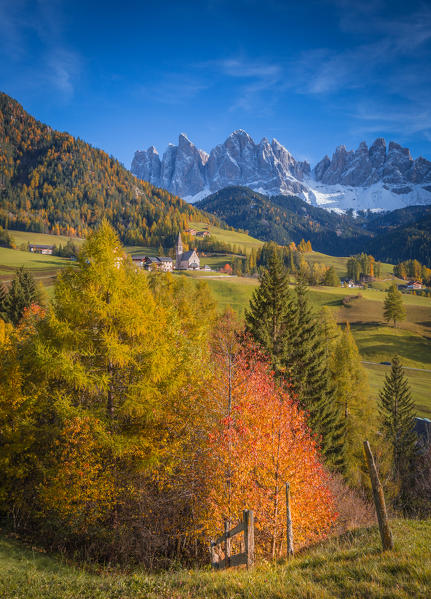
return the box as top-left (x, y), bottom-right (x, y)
top-left (243, 509), bottom-right (255, 568)
top-left (285, 483), bottom-right (294, 558)
top-left (210, 541), bottom-right (218, 569)
top-left (224, 520), bottom-right (231, 568)
top-left (363, 440), bottom-right (394, 551)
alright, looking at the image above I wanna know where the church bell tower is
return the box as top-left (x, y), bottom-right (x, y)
top-left (175, 232), bottom-right (183, 269)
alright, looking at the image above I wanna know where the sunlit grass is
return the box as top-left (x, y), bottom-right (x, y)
top-left (1, 520), bottom-right (430, 599)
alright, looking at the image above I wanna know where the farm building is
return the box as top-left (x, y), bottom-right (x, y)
top-left (131, 255), bottom-right (173, 272)
top-left (407, 281), bottom-right (423, 290)
top-left (29, 244), bottom-right (54, 255)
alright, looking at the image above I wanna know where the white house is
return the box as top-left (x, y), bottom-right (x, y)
top-left (29, 244), bottom-right (54, 255)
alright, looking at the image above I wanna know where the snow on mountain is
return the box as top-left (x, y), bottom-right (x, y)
top-left (131, 132), bottom-right (431, 212)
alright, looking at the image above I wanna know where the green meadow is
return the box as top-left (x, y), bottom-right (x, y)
top-left (9, 229), bottom-right (85, 248)
top-left (190, 221), bottom-right (263, 251)
top-left (1, 519), bottom-right (430, 599)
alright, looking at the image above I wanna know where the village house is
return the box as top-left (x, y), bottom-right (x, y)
top-left (131, 255), bottom-right (173, 272)
top-left (175, 233), bottom-right (200, 270)
top-left (407, 281), bottom-right (423, 290)
top-left (345, 279), bottom-right (363, 288)
top-left (185, 228), bottom-right (197, 236)
top-left (29, 243), bottom-right (54, 255)
top-left (196, 230), bottom-right (210, 238)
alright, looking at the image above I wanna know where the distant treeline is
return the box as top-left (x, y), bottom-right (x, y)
top-left (394, 259), bottom-right (431, 285)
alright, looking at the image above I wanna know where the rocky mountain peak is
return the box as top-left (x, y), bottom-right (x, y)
top-left (131, 132), bottom-right (431, 210)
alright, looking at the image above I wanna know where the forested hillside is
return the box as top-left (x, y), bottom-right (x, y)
top-left (196, 186), bottom-right (431, 265)
top-left (196, 186), bottom-right (370, 253)
top-left (365, 211), bottom-right (431, 265)
top-left (0, 93), bottom-right (216, 246)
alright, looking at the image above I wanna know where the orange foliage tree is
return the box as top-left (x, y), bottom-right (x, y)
top-left (204, 341), bottom-right (337, 558)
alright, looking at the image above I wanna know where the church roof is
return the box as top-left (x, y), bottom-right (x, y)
top-left (181, 250), bottom-right (197, 261)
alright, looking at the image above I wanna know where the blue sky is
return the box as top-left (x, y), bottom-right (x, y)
top-left (1, 0), bottom-right (431, 167)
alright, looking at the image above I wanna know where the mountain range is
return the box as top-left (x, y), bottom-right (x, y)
top-left (131, 131), bottom-right (431, 212)
top-left (1, 91), bottom-right (430, 266)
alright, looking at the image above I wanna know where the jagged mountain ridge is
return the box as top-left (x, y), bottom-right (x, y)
top-left (131, 130), bottom-right (311, 200)
top-left (131, 131), bottom-right (431, 212)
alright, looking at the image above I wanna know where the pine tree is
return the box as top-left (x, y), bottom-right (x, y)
top-left (383, 283), bottom-right (406, 327)
top-left (378, 355), bottom-right (417, 507)
top-left (245, 250), bottom-right (292, 376)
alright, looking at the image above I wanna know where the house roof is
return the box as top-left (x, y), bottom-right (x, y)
top-left (133, 255), bottom-right (173, 263)
top-left (29, 244), bottom-right (54, 249)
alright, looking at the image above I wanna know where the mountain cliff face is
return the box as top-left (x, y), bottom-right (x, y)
top-left (131, 132), bottom-right (431, 212)
top-left (313, 138), bottom-right (431, 188)
top-left (131, 130), bottom-right (311, 200)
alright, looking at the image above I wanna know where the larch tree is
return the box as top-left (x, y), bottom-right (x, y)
top-left (0, 221), bottom-right (218, 561)
top-left (323, 266), bottom-right (340, 287)
top-left (330, 321), bottom-right (373, 484)
top-left (383, 283), bottom-right (406, 327)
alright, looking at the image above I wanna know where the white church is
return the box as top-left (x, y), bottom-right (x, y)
top-left (175, 233), bottom-right (200, 270)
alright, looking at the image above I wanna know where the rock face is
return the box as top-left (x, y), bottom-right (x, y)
top-left (131, 130), bottom-right (310, 199)
top-left (131, 132), bottom-right (431, 211)
top-left (313, 139), bottom-right (431, 187)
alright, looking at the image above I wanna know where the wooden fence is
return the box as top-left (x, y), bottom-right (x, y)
top-left (210, 509), bottom-right (254, 569)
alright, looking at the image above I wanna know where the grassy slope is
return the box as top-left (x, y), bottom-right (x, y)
top-left (1, 520), bottom-right (430, 599)
top-left (190, 221), bottom-right (263, 251)
top-left (9, 230), bottom-right (85, 247)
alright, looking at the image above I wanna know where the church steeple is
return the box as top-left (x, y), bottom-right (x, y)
top-left (175, 232), bottom-right (183, 269)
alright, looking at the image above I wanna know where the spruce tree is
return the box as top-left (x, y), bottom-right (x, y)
top-left (378, 355), bottom-right (417, 507)
top-left (383, 283), bottom-right (406, 327)
top-left (285, 278), bottom-right (344, 466)
top-left (0, 283), bottom-right (8, 321)
top-left (246, 262), bottom-right (344, 467)
top-left (5, 267), bottom-right (41, 325)
top-left (245, 250), bottom-right (292, 376)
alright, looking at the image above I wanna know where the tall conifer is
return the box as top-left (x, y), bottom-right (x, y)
top-left (0, 283), bottom-right (8, 321)
top-left (4, 267), bottom-right (41, 325)
top-left (285, 278), bottom-right (344, 466)
top-left (246, 262), bottom-right (344, 466)
top-left (245, 250), bottom-right (292, 376)
top-left (378, 355), bottom-right (417, 506)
